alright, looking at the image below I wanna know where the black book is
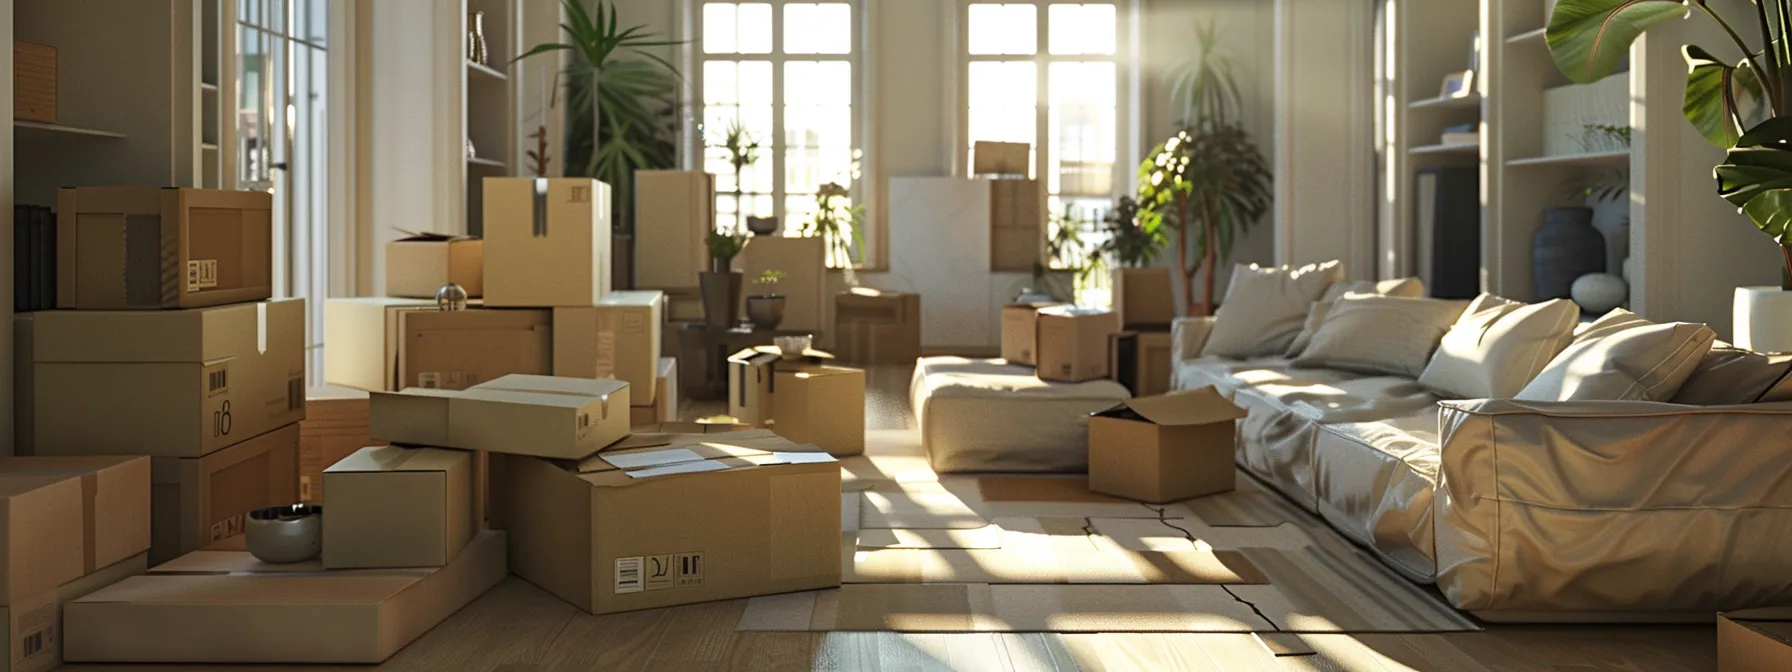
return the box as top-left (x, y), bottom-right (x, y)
top-left (41, 207), bottom-right (57, 310)
top-left (13, 206), bottom-right (26, 311)
top-left (26, 206), bottom-right (42, 311)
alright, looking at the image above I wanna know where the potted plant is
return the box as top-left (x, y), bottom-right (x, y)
top-left (1034, 206), bottom-right (1102, 301)
top-left (803, 182), bottom-right (866, 285)
top-left (702, 228), bottom-right (748, 328)
top-left (1545, 1), bottom-right (1792, 350)
top-left (719, 120), bottom-right (777, 236)
top-left (1101, 195), bottom-right (1175, 322)
top-left (746, 269), bottom-right (788, 330)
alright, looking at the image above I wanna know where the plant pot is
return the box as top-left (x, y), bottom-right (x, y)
top-left (1532, 207), bottom-right (1606, 300)
top-left (746, 294), bottom-right (786, 330)
top-left (700, 270), bottom-right (743, 328)
top-left (244, 505), bottom-right (323, 564)
top-left (746, 216), bottom-right (780, 236)
top-left (1735, 286), bottom-right (1792, 354)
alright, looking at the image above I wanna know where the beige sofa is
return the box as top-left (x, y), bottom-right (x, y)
top-left (1172, 315), bottom-right (1792, 620)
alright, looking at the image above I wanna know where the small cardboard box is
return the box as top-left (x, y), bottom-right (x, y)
top-left (772, 364), bottom-right (866, 457)
top-left (1721, 608), bottom-right (1792, 671)
top-left (1088, 388), bottom-right (1245, 503)
top-left (499, 430), bottom-right (840, 614)
top-left (1000, 302), bottom-right (1063, 366)
top-left (323, 446), bottom-right (474, 569)
top-left (322, 297), bottom-right (436, 392)
top-left (13, 40), bottom-right (57, 124)
top-left (1112, 267), bottom-right (1177, 329)
top-left (1036, 307), bottom-right (1119, 383)
top-left (150, 423), bottom-right (300, 565)
top-left (727, 349), bottom-right (783, 427)
top-left (635, 171), bottom-right (715, 291)
top-left (973, 141), bottom-right (1030, 176)
top-left (835, 289), bottom-right (921, 365)
top-left (386, 232), bottom-right (484, 298)
top-left (21, 299), bottom-right (306, 459)
top-left (398, 308), bottom-right (552, 391)
top-left (57, 187), bottom-right (272, 310)
top-left (483, 177), bottom-right (612, 308)
top-left (736, 236), bottom-right (828, 334)
top-left (299, 385), bottom-right (379, 504)
top-left (554, 290), bottom-right (665, 405)
top-left (630, 358), bottom-right (679, 427)
top-left (0, 456), bottom-right (151, 581)
top-left (370, 374), bottom-right (630, 460)
top-left (1109, 330), bottom-right (1174, 397)
top-left (63, 531), bottom-right (506, 665)
top-left (2, 553), bottom-right (146, 672)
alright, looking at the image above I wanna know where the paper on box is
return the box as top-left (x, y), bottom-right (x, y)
top-left (398, 308), bottom-right (552, 391)
top-left (1088, 387), bottom-right (1245, 503)
top-left (0, 456), bottom-right (151, 579)
top-left (772, 364), bottom-right (866, 457)
top-left (370, 374), bottom-right (630, 460)
top-left (324, 446), bottom-right (474, 569)
top-left (1036, 306), bottom-right (1119, 382)
top-left (483, 177), bottom-right (612, 307)
top-left (150, 424), bottom-right (300, 565)
top-left (56, 187), bottom-right (273, 310)
top-left (0, 553), bottom-right (146, 672)
top-left (1000, 302), bottom-right (1062, 366)
top-left (323, 297), bottom-right (436, 392)
top-left (553, 290), bottom-right (665, 405)
top-left (385, 231), bottom-right (484, 298)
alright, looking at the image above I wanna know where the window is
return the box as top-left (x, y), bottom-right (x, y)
top-left (697, 1), bottom-right (864, 266)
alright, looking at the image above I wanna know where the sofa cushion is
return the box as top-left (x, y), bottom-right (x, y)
top-left (1177, 355), bottom-right (1354, 396)
top-left (1293, 295), bottom-right (1468, 378)
top-left (1516, 309), bottom-right (1716, 402)
top-left (1418, 295), bottom-right (1579, 399)
top-left (1312, 409), bottom-right (1441, 582)
top-left (1201, 261), bottom-right (1344, 359)
top-left (1671, 342), bottom-right (1792, 405)
top-left (1286, 277), bottom-right (1426, 358)
top-left (910, 357), bottom-right (1131, 473)
top-left (1236, 374), bottom-right (1440, 425)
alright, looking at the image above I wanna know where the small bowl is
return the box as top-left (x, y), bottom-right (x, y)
top-left (244, 504), bottom-right (323, 564)
top-left (775, 334), bottom-right (812, 356)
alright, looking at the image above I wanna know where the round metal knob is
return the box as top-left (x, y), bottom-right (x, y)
top-left (436, 283), bottom-right (470, 311)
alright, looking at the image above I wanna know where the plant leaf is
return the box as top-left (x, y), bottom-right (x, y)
top-left (1546, 0), bottom-right (1689, 84)
top-left (1717, 117), bottom-right (1792, 243)
top-left (1684, 45), bottom-right (1745, 148)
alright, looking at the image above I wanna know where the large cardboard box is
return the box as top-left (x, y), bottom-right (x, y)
top-left (397, 308), bottom-right (552, 391)
top-left (500, 430), bottom-right (839, 614)
top-left (323, 446), bottom-right (474, 569)
top-left (630, 358), bottom-right (678, 427)
top-left (1088, 388), bottom-right (1245, 503)
top-left (735, 236), bottom-right (827, 334)
top-left (1109, 330), bottom-right (1174, 397)
top-left (63, 531), bottom-right (506, 665)
top-left (1036, 307), bottom-right (1119, 383)
top-left (973, 141), bottom-right (1031, 176)
top-left (483, 177), bottom-right (612, 307)
top-left (1721, 609), bottom-right (1792, 671)
top-left (150, 424), bottom-right (301, 564)
top-left (0, 457), bottom-right (151, 581)
top-left (0, 476), bottom-right (85, 606)
top-left (835, 289), bottom-right (921, 364)
top-left (56, 187), bottom-right (272, 310)
top-left (20, 299), bottom-right (306, 458)
top-left (635, 171), bottom-right (715, 290)
top-left (299, 385), bottom-right (378, 504)
top-left (727, 348), bottom-right (783, 427)
top-left (370, 374), bottom-right (630, 460)
top-left (989, 179), bottom-right (1043, 272)
top-left (1, 553), bottom-right (146, 672)
top-left (323, 297), bottom-right (436, 392)
top-left (1111, 267), bottom-right (1177, 329)
top-left (1000, 302), bottom-right (1064, 366)
top-left (386, 232), bottom-right (484, 298)
top-left (554, 290), bottom-right (665, 405)
top-left (772, 364), bottom-right (866, 457)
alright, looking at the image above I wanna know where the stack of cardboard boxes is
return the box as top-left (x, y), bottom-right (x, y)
top-left (1108, 267), bottom-right (1179, 396)
top-left (728, 347), bottom-right (867, 456)
top-left (976, 141), bottom-right (1045, 273)
top-left (995, 268), bottom-right (1178, 391)
top-left (634, 170), bottom-right (715, 357)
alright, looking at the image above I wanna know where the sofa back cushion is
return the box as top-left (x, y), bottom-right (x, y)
top-left (1292, 295), bottom-right (1468, 378)
top-left (1285, 277), bottom-right (1426, 358)
top-left (1417, 295), bottom-right (1579, 399)
top-left (1670, 342), bottom-right (1792, 405)
top-left (1201, 261), bottom-right (1344, 358)
top-left (1515, 308), bottom-right (1716, 402)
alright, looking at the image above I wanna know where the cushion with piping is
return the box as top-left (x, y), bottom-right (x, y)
top-left (1291, 295), bottom-right (1469, 378)
top-left (1417, 295), bottom-right (1579, 399)
top-left (1515, 308), bottom-right (1717, 402)
top-left (1200, 261), bottom-right (1345, 358)
top-left (1285, 277), bottom-right (1426, 358)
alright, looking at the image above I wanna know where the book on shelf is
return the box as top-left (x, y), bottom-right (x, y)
top-left (1440, 132), bottom-right (1480, 146)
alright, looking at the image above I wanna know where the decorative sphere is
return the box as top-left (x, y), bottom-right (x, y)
top-left (436, 283), bottom-right (470, 311)
top-left (1571, 273), bottom-right (1628, 314)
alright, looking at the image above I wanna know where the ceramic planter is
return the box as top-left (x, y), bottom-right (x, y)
top-left (746, 294), bottom-right (786, 330)
top-left (244, 504), bottom-right (323, 564)
top-left (1735, 286), bottom-right (1792, 354)
top-left (700, 270), bottom-right (743, 328)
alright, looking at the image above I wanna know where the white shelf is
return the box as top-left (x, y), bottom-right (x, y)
top-left (201, 82), bottom-right (220, 93)
top-left (14, 120), bottom-right (128, 139)
top-left (1409, 94), bottom-right (1481, 110)
top-left (1507, 27), bottom-right (1547, 45)
top-left (202, 142), bottom-right (220, 151)
top-left (1410, 142), bottom-right (1479, 155)
top-left (1505, 150), bottom-right (1630, 168)
top-left (467, 61), bottom-right (507, 81)
top-left (467, 156), bottom-right (507, 169)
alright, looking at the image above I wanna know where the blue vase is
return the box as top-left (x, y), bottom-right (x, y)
top-left (1532, 207), bottom-right (1606, 300)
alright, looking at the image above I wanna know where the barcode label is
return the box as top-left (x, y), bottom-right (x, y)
top-left (209, 513), bottom-right (244, 541)
top-left (288, 377), bottom-right (304, 411)
top-left (571, 185), bottom-right (591, 203)
top-left (676, 552), bottom-right (705, 586)
top-left (419, 372), bottom-right (442, 389)
top-left (187, 259), bottom-right (218, 291)
top-left (615, 556), bottom-right (644, 594)
top-left (208, 366), bottom-right (230, 395)
top-left (18, 601), bottom-right (54, 662)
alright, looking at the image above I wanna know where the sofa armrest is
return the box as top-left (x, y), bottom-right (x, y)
top-left (1171, 316), bottom-right (1215, 365)
top-left (1433, 398), bottom-right (1792, 612)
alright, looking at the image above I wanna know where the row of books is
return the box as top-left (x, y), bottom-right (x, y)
top-left (14, 204), bottom-right (56, 312)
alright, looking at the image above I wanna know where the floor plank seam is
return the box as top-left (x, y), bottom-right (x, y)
top-left (1220, 584), bottom-right (1283, 633)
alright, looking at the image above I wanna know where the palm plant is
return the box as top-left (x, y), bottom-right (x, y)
top-left (803, 182), bottom-right (865, 282)
top-left (1100, 196), bottom-right (1167, 268)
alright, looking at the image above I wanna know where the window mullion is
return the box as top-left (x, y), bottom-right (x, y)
top-left (1034, 1), bottom-right (1049, 186)
top-left (771, 3), bottom-right (787, 228)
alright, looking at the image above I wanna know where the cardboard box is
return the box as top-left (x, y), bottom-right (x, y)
top-left (322, 297), bottom-right (434, 392)
top-left (0, 476), bottom-right (86, 606)
top-left (630, 358), bottom-right (678, 427)
top-left (1000, 302), bottom-right (1064, 366)
top-left (735, 236), bottom-right (828, 334)
top-left (666, 288), bottom-right (705, 323)
top-left (386, 232), bottom-right (484, 298)
top-left (13, 40), bottom-right (56, 124)
top-left (772, 364), bottom-right (866, 457)
top-left (323, 446), bottom-right (474, 569)
top-left (56, 187), bottom-right (272, 310)
top-left (0, 456), bottom-right (151, 581)
top-left (483, 177), bottom-right (612, 308)
top-left (553, 290), bottom-right (665, 404)
top-left (20, 299), bottom-right (306, 458)
top-left (1088, 388), bottom-right (1245, 503)
top-left (499, 430), bottom-right (839, 614)
top-left (973, 141), bottom-right (1030, 176)
top-left (1109, 330), bottom-right (1174, 397)
top-left (150, 424), bottom-right (301, 565)
top-left (989, 179), bottom-right (1043, 272)
top-left (728, 348), bottom-right (782, 427)
top-left (2, 553), bottom-right (146, 672)
top-left (299, 385), bottom-right (378, 504)
top-left (635, 171), bottom-right (715, 290)
top-left (1721, 608), bottom-right (1792, 671)
top-left (1036, 306), bottom-right (1119, 382)
top-left (398, 308), bottom-right (552, 391)
top-left (370, 374), bottom-right (630, 460)
top-left (63, 531), bottom-right (506, 665)
top-left (835, 289), bottom-right (921, 365)
top-left (1112, 267), bottom-right (1177, 328)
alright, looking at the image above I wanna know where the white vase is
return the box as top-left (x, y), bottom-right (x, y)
top-left (1571, 273), bottom-right (1627, 314)
top-left (1734, 286), bottom-right (1792, 353)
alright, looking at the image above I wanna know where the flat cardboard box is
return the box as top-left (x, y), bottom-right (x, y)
top-left (1721, 608), bottom-right (1792, 671)
top-left (323, 446), bottom-right (474, 569)
top-left (63, 531), bottom-right (506, 665)
top-left (299, 386), bottom-right (379, 504)
top-left (1036, 307), bottom-right (1119, 383)
top-left (1, 553), bottom-right (146, 672)
top-left (772, 364), bottom-right (866, 457)
top-left (56, 187), bottom-right (273, 310)
top-left (483, 177), bottom-right (612, 307)
top-left (398, 307), bottom-right (552, 391)
top-left (322, 297), bottom-right (436, 392)
top-left (728, 349), bottom-right (783, 427)
top-left (499, 430), bottom-right (839, 614)
top-left (735, 236), bottom-right (828, 334)
top-left (1000, 302), bottom-right (1065, 366)
top-left (386, 232), bottom-right (484, 298)
top-left (835, 289), bottom-right (921, 365)
top-left (635, 171), bottom-right (715, 290)
top-left (0, 457), bottom-right (151, 581)
top-left (630, 358), bottom-right (679, 427)
top-left (973, 141), bottom-right (1030, 176)
top-left (150, 423), bottom-right (301, 565)
top-left (1109, 330), bottom-right (1174, 397)
top-left (21, 299), bottom-right (306, 458)
top-left (1088, 388), bottom-right (1246, 503)
top-left (371, 374), bottom-right (630, 460)
top-left (553, 290), bottom-right (665, 405)
top-left (1112, 267), bottom-right (1177, 329)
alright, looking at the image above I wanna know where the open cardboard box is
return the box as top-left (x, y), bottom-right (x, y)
top-left (1721, 608), bottom-right (1792, 671)
top-left (385, 231), bottom-right (484, 298)
top-left (1087, 387), bottom-right (1245, 503)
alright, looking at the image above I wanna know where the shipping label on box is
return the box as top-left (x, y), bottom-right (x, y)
top-left (1, 552), bottom-right (145, 672)
top-left (56, 187), bottom-right (273, 310)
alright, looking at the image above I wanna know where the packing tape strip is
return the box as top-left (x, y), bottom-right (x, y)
top-left (532, 178), bottom-right (549, 238)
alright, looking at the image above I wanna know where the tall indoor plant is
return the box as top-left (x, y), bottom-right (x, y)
top-left (804, 181), bottom-right (865, 284)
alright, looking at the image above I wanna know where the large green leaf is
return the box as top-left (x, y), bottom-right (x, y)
top-left (1547, 0), bottom-right (1689, 83)
top-left (1716, 117), bottom-right (1792, 243)
top-left (1684, 46), bottom-right (1746, 148)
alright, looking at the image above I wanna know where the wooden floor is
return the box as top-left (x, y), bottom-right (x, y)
top-left (65, 364), bottom-right (1719, 672)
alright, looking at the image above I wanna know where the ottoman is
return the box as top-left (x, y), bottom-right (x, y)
top-left (910, 357), bottom-right (1131, 473)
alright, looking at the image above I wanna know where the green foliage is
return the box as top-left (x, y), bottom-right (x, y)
top-left (1137, 127), bottom-right (1272, 272)
top-left (706, 228), bottom-right (748, 268)
top-left (1040, 207), bottom-right (1102, 287)
top-left (803, 182), bottom-right (865, 271)
top-left (754, 269), bottom-right (786, 285)
top-left (1167, 20), bottom-right (1242, 128)
top-left (1100, 196), bottom-right (1167, 268)
top-left (723, 120), bottom-right (762, 178)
